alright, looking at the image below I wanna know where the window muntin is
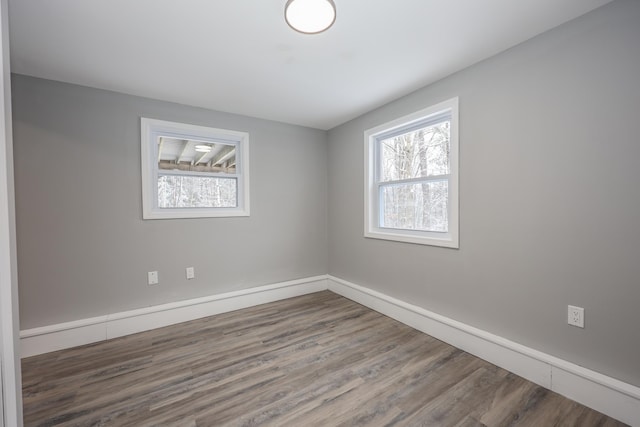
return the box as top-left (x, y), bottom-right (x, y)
top-left (365, 98), bottom-right (458, 248)
top-left (141, 118), bottom-right (249, 219)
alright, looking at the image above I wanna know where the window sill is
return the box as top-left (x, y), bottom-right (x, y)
top-left (364, 229), bottom-right (458, 248)
top-left (143, 207), bottom-right (250, 220)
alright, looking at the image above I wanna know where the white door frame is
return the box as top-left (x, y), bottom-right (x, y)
top-left (0, 0), bottom-right (23, 424)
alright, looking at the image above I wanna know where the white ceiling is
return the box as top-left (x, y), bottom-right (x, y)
top-left (8, 0), bottom-right (613, 130)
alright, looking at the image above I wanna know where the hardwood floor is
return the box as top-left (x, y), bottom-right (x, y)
top-left (22, 291), bottom-right (627, 426)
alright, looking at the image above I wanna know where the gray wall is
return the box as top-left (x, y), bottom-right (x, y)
top-left (328, 0), bottom-right (640, 387)
top-left (13, 74), bottom-right (328, 329)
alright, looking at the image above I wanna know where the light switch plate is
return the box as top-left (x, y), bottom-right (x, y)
top-left (148, 271), bottom-right (159, 285)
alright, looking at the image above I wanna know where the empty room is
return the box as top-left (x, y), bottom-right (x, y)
top-left (0, 0), bottom-right (639, 425)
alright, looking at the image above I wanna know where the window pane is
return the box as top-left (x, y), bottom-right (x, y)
top-left (380, 120), bottom-right (450, 182)
top-left (380, 181), bottom-right (448, 232)
top-left (157, 137), bottom-right (236, 175)
top-left (158, 175), bottom-right (237, 208)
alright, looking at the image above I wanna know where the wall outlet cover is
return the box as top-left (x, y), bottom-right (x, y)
top-left (568, 305), bottom-right (584, 328)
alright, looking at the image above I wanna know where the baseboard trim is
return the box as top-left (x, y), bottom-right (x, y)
top-left (327, 275), bottom-right (640, 426)
top-left (20, 275), bottom-right (329, 358)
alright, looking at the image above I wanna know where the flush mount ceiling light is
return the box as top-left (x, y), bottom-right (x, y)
top-left (285, 0), bottom-right (336, 34)
top-left (195, 144), bottom-right (212, 153)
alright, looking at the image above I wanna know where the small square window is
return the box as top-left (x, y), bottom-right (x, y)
top-left (364, 98), bottom-right (459, 247)
top-left (141, 118), bottom-right (250, 219)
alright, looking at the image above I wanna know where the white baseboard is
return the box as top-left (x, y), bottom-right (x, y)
top-left (20, 275), bottom-right (329, 358)
top-left (327, 275), bottom-right (640, 426)
top-left (20, 274), bottom-right (639, 425)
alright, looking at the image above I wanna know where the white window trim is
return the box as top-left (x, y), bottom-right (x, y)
top-left (364, 97), bottom-right (459, 248)
top-left (141, 118), bottom-right (250, 219)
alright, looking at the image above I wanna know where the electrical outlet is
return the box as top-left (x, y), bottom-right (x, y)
top-left (186, 267), bottom-right (195, 280)
top-left (568, 305), bottom-right (584, 328)
top-left (148, 271), bottom-right (159, 285)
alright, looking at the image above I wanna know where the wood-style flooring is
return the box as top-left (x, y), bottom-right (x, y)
top-left (22, 291), bottom-right (627, 426)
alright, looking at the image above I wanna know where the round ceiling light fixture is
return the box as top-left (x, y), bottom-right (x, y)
top-left (285, 0), bottom-right (336, 34)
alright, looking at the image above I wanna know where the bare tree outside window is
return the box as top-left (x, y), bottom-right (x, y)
top-left (379, 121), bottom-right (450, 232)
top-left (158, 176), bottom-right (237, 208)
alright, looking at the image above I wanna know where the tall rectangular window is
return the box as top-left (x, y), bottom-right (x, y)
top-left (365, 98), bottom-right (458, 247)
top-left (141, 118), bottom-right (250, 219)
